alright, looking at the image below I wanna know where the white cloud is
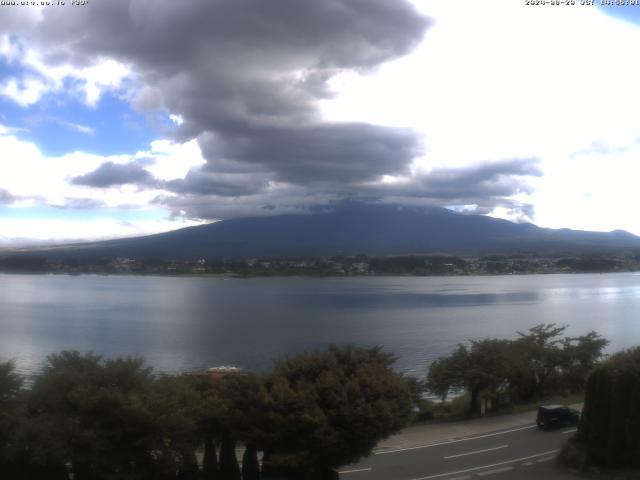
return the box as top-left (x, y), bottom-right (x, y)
top-left (1, 76), bottom-right (48, 106)
top-left (320, 0), bottom-right (640, 234)
top-left (145, 139), bottom-right (206, 181)
top-left (0, 34), bottom-right (132, 107)
top-left (0, 129), bottom-right (208, 241)
top-left (64, 122), bottom-right (95, 135)
top-left (3, 0), bottom-right (640, 240)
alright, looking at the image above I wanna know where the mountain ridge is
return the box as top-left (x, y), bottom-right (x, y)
top-left (13, 204), bottom-right (640, 260)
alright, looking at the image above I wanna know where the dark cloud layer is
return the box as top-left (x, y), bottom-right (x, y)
top-left (14, 1), bottom-right (430, 206)
top-left (166, 169), bottom-right (269, 197)
top-left (71, 162), bottom-right (156, 188)
top-left (6, 1), bottom-right (540, 221)
top-left (198, 123), bottom-right (422, 184)
top-left (156, 158), bottom-right (540, 221)
top-left (416, 158), bottom-right (541, 201)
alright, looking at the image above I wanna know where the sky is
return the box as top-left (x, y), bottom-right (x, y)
top-left (1, 0), bottom-right (640, 245)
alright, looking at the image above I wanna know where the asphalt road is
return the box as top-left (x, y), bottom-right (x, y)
top-left (339, 423), bottom-right (579, 480)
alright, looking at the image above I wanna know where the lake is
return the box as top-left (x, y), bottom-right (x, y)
top-left (1, 272), bottom-right (640, 378)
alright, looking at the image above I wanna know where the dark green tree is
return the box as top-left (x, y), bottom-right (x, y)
top-left (0, 361), bottom-right (24, 477)
top-left (218, 436), bottom-right (241, 480)
top-left (241, 444), bottom-right (260, 480)
top-left (261, 345), bottom-right (411, 478)
top-left (188, 371), bottom-right (265, 480)
top-left (559, 331), bottom-right (608, 393)
top-left (202, 436), bottom-right (219, 480)
top-left (513, 323), bottom-right (567, 400)
top-left (26, 351), bottom-right (201, 480)
top-left (426, 348), bottom-right (465, 401)
top-left (571, 347), bottom-right (640, 469)
top-left (426, 340), bottom-right (515, 415)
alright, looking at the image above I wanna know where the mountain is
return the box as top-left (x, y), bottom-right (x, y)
top-left (19, 204), bottom-right (640, 259)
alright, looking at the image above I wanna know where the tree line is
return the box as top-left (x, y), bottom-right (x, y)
top-left (426, 324), bottom-right (608, 415)
top-left (0, 346), bottom-right (412, 480)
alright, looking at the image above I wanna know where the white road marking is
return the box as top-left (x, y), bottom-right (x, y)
top-left (338, 467), bottom-right (372, 474)
top-left (477, 466), bottom-right (513, 476)
top-left (561, 428), bottom-right (577, 435)
top-left (408, 449), bottom-right (560, 480)
top-left (444, 445), bottom-right (508, 459)
top-left (536, 456), bottom-right (555, 463)
top-left (375, 425), bottom-right (536, 455)
top-left (447, 476), bottom-right (472, 480)
top-left (521, 461), bottom-right (534, 466)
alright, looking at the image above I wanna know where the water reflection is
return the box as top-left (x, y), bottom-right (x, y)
top-left (1, 273), bottom-right (640, 378)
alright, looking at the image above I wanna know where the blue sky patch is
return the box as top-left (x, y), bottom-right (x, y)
top-left (0, 206), bottom-right (168, 222)
top-left (596, 3), bottom-right (640, 26)
top-left (0, 57), bottom-right (170, 157)
top-left (1, 91), bottom-right (159, 157)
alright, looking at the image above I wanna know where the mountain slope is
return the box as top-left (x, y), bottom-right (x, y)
top-left (23, 204), bottom-right (640, 259)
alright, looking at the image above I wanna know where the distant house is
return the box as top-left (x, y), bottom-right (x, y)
top-left (207, 366), bottom-right (244, 380)
top-left (183, 366), bottom-right (245, 382)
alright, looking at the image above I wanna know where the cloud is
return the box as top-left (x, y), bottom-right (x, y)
top-left (166, 169), bottom-right (269, 197)
top-left (0, 1), bottom-right (549, 232)
top-left (0, 32), bottom-right (131, 107)
top-left (154, 158), bottom-right (541, 222)
top-left (415, 158), bottom-right (541, 201)
top-left (0, 188), bottom-right (16, 205)
top-left (63, 122), bottom-right (95, 136)
top-left (50, 197), bottom-right (106, 210)
top-left (197, 123), bottom-right (422, 184)
top-left (2, 1), bottom-right (433, 210)
top-left (71, 161), bottom-right (157, 188)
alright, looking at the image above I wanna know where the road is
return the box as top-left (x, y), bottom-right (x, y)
top-left (339, 423), bottom-right (580, 480)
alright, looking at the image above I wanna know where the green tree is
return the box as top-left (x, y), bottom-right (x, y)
top-left (426, 325), bottom-right (609, 414)
top-left (0, 361), bottom-right (24, 478)
top-left (26, 351), bottom-right (201, 480)
top-left (188, 371), bottom-right (266, 480)
top-left (513, 323), bottom-right (567, 400)
top-left (261, 345), bottom-right (411, 478)
top-left (426, 340), bottom-right (515, 415)
top-left (570, 347), bottom-right (640, 469)
top-left (559, 331), bottom-right (608, 393)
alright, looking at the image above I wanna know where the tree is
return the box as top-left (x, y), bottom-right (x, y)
top-left (0, 361), bottom-right (24, 478)
top-left (26, 351), bottom-right (201, 480)
top-left (426, 340), bottom-right (515, 415)
top-left (559, 331), bottom-right (608, 393)
top-left (513, 323), bottom-right (567, 400)
top-left (426, 325), bottom-right (609, 415)
top-left (241, 445), bottom-right (260, 480)
top-left (188, 371), bottom-right (266, 480)
top-left (568, 347), bottom-right (640, 469)
top-left (261, 345), bottom-right (411, 478)
top-left (425, 346), bottom-right (467, 402)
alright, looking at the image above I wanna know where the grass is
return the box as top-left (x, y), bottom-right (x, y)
top-left (411, 391), bottom-right (585, 425)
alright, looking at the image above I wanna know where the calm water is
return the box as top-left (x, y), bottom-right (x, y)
top-left (1, 272), bottom-right (640, 378)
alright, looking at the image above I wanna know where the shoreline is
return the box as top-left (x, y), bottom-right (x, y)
top-left (0, 269), bottom-right (638, 278)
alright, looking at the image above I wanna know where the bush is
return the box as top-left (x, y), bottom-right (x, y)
top-left (573, 347), bottom-right (640, 469)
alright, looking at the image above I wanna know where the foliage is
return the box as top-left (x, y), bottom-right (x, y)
top-left (426, 324), bottom-right (608, 415)
top-left (0, 360), bottom-right (24, 476)
top-left (368, 256), bottom-right (467, 275)
top-left (261, 345), bottom-right (412, 474)
top-left (574, 347), bottom-right (640, 469)
top-left (426, 340), bottom-right (515, 414)
top-left (0, 346), bottom-right (413, 479)
top-left (24, 351), bottom-right (201, 480)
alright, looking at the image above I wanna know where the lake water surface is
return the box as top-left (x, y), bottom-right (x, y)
top-left (1, 272), bottom-right (640, 378)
